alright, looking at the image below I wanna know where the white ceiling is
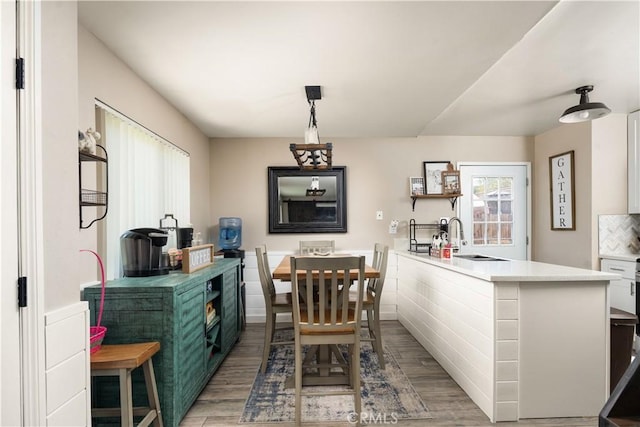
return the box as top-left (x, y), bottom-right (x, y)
top-left (78, 1), bottom-right (640, 139)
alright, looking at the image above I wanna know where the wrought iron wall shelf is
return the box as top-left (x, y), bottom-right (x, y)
top-left (79, 144), bottom-right (108, 229)
top-left (410, 193), bottom-right (462, 211)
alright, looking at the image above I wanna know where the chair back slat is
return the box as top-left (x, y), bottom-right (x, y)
top-left (255, 245), bottom-right (276, 305)
top-left (291, 255), bottom-right (365, 333)
top-left (304, 269), bottom-right (315, 318)
top-left (368, 243), bottom-right (389, 296)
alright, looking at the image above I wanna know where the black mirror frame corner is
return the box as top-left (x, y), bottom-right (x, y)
top-left (268, 166), bottom-right (347, 234)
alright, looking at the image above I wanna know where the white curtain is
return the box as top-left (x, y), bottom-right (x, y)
top-left (97, 104), bottom-right (190, 279)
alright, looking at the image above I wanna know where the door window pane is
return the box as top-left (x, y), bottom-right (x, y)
top-left (470, 176), bottom-right (514, 247)
top-left (473, 223), bottom-right (485, 245)
top-left (501, 223), bottom-right (513, 245)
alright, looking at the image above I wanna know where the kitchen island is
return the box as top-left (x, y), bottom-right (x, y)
top-left (396, 251), bottom-right (617, 422)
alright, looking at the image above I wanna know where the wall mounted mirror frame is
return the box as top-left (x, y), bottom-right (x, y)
top-left (268, 166), bottom-right (347, 234)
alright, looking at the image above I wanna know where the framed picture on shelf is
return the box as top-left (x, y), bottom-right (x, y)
top-left (409, 176), bottom-right (425, 196)
top-left (423, 161), bottom-right (451, 194)
top-left (441, 169), bottom-right (460, 194)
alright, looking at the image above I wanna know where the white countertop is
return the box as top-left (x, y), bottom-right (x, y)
top-left (398, 250), bottom-right (618, 282)
top-left (599, 253), bottom-right (640, 262)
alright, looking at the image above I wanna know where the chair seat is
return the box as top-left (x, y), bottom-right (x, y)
top-left (300, 326), bottom-right (356, 335)
top-left (349, 290), bottom-right (375, 306)
top-left (272, 291), bottom-right (293, 306)
top-left (299, 308), bottom-right (357, 335)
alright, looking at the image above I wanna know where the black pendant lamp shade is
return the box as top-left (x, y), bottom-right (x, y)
top-left (559, 85), bottom-right (611, 123)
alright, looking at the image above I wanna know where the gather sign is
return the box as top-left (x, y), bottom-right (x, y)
top-left (549, 151), bottom-right (575, 230)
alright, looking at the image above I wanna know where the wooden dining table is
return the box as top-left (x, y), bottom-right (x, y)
top-left (272, 255), bottom-right (380, 281)
top-left (272, 254), bottom-right (380, 387)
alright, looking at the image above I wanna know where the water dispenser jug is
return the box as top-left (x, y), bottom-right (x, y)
top-left (219, 217), bottom-right (242, 250)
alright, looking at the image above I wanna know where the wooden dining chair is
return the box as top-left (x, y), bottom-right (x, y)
top-left (256, 245), bottom-right (294, 374)
top-left (350, 243), bottom-right (389, 368)
top-left (299, 240), bottom-right (335, 255)
top-left (290, 255), bottom-right (366, 425)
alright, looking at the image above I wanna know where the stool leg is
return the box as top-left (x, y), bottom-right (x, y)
top-left (119, 368), bottom-right (134, 427)
top-left (142, 359), bottom-right (163, 427)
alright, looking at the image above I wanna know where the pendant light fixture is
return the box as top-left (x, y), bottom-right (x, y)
top-left (559, 85), bottom-right (611, 123)
top-left (305, 87), bottom-right (321, 145)
top-left (290, 85), bottom-right (332, 170)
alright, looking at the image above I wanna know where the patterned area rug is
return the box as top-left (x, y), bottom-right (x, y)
top-left (239, 338), bottom-right (431, 424)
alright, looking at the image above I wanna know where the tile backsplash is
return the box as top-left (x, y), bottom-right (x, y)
top-left (598, 214), bottom-right (640, 255)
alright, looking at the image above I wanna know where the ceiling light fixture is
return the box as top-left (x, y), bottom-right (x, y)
top-left (559, 85), bottom-right (611, 123)
top-left (290, 85), bottom-right (332, 170)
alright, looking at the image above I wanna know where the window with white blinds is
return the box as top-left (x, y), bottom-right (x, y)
top-left (95, 101), bottom-right (190, 279)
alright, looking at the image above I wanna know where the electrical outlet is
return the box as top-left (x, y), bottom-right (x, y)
top-left (376, 211), bottom-right (383, 220)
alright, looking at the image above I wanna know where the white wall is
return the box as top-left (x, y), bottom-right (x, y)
top-left (42, 1), bottom-right (81, 311)
top-left (77, 25), bottom-right (212, 284)
top-left (591, 114), bottom-right (628, 267)
top-left (38, 3), bottom-right (91, 424)
top-left (210, 135), bottom-right (533, 253)
top-left (533, 116), bottom-right (627, 269)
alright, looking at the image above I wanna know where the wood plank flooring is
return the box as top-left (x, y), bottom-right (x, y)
top-left (180, 321), bottom-right (598, 426)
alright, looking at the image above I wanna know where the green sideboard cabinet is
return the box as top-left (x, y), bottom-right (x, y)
top-left (83, 258), bottom-right (242, 427)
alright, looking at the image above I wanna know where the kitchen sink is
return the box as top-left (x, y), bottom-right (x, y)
top-left (453, 254), bottom-right (507, 261)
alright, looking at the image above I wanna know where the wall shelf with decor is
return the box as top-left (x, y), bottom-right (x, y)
top-left (411, 161), bottom-right (462, 211)
top-left (79, 144), bottom-right (108, 229)
top-left (410, 193), bottom-right (462, 211)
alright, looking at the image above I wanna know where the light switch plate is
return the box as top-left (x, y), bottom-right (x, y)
top-left (376, 211), bottom-right (383, 220)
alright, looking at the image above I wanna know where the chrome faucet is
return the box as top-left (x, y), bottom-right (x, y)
top-left (447, 217), bottom-right (466, 248)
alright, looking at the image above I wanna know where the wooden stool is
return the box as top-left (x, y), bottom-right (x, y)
top-left (90, 342), bottom-right (163, 427)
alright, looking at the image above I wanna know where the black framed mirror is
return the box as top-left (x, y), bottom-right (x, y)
top-left (268, 166), bottom-right (347, 233)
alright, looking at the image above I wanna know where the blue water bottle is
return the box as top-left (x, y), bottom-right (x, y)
top-left (218, 217), bottom-right (242, 250)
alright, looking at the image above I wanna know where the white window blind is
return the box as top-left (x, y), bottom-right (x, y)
top-left (96, 102), bottom-right (190, 279)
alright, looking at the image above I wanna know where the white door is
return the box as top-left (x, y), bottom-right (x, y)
top-left (1, 0), bottom-right (23, 424)
top-left (458, 163), bottom-right (530, 260)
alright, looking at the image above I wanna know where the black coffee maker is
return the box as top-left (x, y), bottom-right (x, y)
top-left (120, 228), bottom-right (170, 277)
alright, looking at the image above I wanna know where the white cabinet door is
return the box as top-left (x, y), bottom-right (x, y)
top-left (601, 258), bottom-right (636, 314)
top-left (610, 280), bottom-right (636, 314)
top-left (628, 110), bottom-right (640, 213)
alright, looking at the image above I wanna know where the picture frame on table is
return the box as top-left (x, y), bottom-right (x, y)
top-left (549, 150), bottom-right (575, 230)
top-left (423, 161), bottom-right (451, 194)
top-left (441, 169), bottom-right (460, 194)
top-left (409, 176), bottom-right (425, 196)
